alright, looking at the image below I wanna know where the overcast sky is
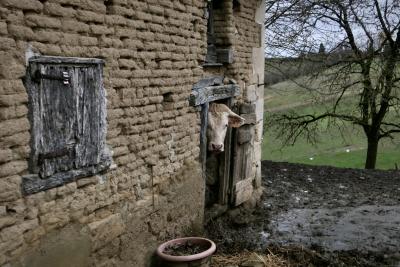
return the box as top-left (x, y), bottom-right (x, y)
top-left (265, 0), bottom-right (400, 58)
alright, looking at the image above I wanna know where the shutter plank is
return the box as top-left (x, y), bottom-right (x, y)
top-left (38, 65), bottom-right (76, 178)
top-left (75, 65), bottom-right (103, 168)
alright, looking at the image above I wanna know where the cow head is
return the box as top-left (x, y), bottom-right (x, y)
top-left (207, 103), bottom-right (245, 152)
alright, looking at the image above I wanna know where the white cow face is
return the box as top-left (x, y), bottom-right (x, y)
top-left (207, 103), bottom-right (245, 152)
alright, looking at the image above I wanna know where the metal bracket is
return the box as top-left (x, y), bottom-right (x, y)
top-left (37, 142), bottom-right (75, 165)
top-left (33, 70), bottom-right (71, 85)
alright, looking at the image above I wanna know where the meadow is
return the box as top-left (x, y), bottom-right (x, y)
top-left (262, 76), bottom-right (400, 170)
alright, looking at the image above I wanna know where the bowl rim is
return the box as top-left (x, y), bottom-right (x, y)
top-left (156, 237), bottom-right (216, 262)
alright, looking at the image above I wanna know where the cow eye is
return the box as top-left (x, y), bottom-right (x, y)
top-left (225, 124), bottom-right (228, 128)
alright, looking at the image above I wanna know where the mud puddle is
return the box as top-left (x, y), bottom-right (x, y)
top-left (267, 205), bottom-right (400, 252)
top-left (207, 161), bottom-right (400, 266)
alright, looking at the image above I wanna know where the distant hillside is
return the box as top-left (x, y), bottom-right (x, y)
top-left (264, 57), bottom-right (326, 85)
top-left (264, 50), bottom-right (357, 85)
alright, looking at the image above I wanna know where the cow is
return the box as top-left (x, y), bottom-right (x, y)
top-left (207, 102), bottom-right (245, 152)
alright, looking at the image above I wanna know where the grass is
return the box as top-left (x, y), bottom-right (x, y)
top-left (263, 77), bottom-right (400, 170)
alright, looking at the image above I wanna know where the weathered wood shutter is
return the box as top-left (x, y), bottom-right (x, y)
top-left (231, 104), bottom-right (256, 206)
top-left (74, 66), bottom-right (106, 168)
top-left (35, 64), bottom-right (77, 178)
top-left (23, 56), bottom-right (111, 194)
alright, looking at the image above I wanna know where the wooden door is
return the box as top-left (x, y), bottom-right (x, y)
top-left (231, 111), bottom-right (255, 206)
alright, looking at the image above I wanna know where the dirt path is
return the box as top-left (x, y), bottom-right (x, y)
top-left (207, 161), bottom-right (400, 266)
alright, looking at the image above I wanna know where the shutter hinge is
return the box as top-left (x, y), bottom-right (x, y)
top-left (33, 70), bottom-right (71, 85)
top-left (38, 144), bottom-right (75, 165)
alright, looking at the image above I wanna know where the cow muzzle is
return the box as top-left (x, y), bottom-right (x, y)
top-left (210, 143), bottom-right (224, 153)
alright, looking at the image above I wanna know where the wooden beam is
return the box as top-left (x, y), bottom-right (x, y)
top-left (200, 102), bottom-right (209, 180)
top-left (29, 56), bottom-right (104, 65)
top-left (189, 84), bottom-right (240, 106)
top-left (192, 76), bottom-right (224, 90)
top-left (22, 162), bottom-right (111, 195)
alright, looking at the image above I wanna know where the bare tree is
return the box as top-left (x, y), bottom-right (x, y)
top-left (265, 0), bottom-right (400, 169)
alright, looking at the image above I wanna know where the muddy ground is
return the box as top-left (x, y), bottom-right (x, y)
top-left (207, 161), bottom-right (400, 266)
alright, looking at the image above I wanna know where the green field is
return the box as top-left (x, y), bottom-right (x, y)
top-left (262, 79), bottom-right (400, 170)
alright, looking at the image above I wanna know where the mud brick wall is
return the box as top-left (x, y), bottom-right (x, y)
top-left (0, 0), bottom-right (264, 266)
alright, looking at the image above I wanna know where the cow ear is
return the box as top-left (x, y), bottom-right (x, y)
top-left (228, 113), bottom-right (245, 128)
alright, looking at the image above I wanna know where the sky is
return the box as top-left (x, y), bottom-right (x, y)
top-left (265, 0), bottom-right (400, 58)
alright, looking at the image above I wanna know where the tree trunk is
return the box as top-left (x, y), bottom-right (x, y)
top-left (365, 137), bottom-right (379, 169)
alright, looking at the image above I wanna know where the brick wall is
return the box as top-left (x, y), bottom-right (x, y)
top-left (0, 0), bottom-right (264, 266)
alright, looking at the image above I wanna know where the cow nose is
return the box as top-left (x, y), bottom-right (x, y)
top-left (212, 143), bottom-right (223, 151)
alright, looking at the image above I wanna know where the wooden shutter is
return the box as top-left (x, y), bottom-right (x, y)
top-left (31, 64), bottom-right (76, 178)
top-left (74, 65), bottom-right (106, 168)
top-left (26, 57), bottom-right (110, 181)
